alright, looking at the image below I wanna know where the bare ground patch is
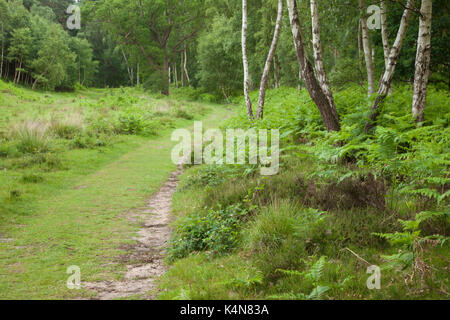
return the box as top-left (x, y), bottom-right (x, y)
top-left (83, 164), bottom-right (184, 300)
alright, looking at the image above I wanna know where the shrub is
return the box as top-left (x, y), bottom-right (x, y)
top-left (243, 201), bottom-right (327, 277)
top-left (172, 107), bottom-right (194, 120)
top-left (115, 113), bottom-right (158, 136)
top-left (168, 204), bottom-right (248, 261)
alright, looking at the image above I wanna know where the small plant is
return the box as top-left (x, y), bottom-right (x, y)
top-left (167, 204), bottom-right (248, 261)
top-left (271, 256), bottom-right (351, 300)
top-left (183, 165), bottom-right (226, 189)
top-left (373, 210), bottom-right (449, 280)
top-left (21, 173), bottom-right (44, 183)
top-left (173, 107), bottom-right (193, 120)
top-left (116, 113), bottom-right (158, 136)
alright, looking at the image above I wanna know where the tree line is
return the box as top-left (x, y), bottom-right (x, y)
top-left (0, 0), bottom-right (448, 125)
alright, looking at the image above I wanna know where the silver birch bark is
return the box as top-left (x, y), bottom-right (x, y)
top-left (380, 1), bottom-right (390, 69)
top-left (310, 0), bottom-right (335, 111)
top-left (256, 0), bottom-right (283, 119)
top-left (365, 0), bottom-right (414, 132)
top-left (184, 46), bottom-right (190, 85)
top-left (286, 0), bottom-right (340, 131)
top-left (174, 63), bottom-right (178, 88)
top-left (242, 0), bottom-right (253, 119)
top-left (412, 0), bottom-right (433, 123)
top-left (359, 0), bottom-right (376, 95)
top-left (380, 0), bottom-right (393, 95)
top-left (0, 23), bottom-right (4, 79)
top-left (136, 60), bottom-right (140, 86)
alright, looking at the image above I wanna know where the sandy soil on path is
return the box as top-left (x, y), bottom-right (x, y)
top-left (83, 163), bottom-right (184, 300)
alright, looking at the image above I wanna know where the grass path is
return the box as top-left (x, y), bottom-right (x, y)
top-left (0, 104), bottom-right (231, 299)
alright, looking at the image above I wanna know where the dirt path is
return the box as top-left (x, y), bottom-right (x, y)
top-left (84, 162), bottom-right (185, 300)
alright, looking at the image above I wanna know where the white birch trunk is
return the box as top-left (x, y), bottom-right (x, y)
top-left (174, 63), bottom-right (178, 88)
top-left (184, 46), bottom-right (190, 85)
top-left (256, 0), bottom-right (283, 119)
top-left (412, 0), bottom-right (433, 123)
top-left (380, 0), bottom-right (393, 95)
top-left (359, 0), bottom-right (376, 95)
top-left (310, 0), bottom-right (335, 111)
top-left (380, 1), bottom-right (390, 69)
top-left (286, 0), bottom-right (340, 131)
top-left (0, 23), bottom-right (4, 79)
top-left (365, 0), bottom-right (414, 131)
top-left (242, 0), bottom-right (253, 119)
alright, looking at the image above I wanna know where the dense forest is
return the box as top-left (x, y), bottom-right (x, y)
top-left (0, 0), bottom-right (448, 302)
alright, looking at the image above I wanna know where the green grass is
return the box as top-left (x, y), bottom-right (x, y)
top-left (161, 159), bottom-right (449, 300)
top-left (161, 82), bottom-right (449, 300)
top-left (0, 80), bottom-right (233, 299)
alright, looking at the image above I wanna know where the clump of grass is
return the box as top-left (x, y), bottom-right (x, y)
top-left (172, 107), bottom-right (193, 120)
top-left (11, 120), bottom-right (51, 154)
top-left (243, 200), bottom-right (327, 278)
top-left (50, 114), bottom-right (84, 139)
top-left (11, 153), bottom-right (64, 171)
top-left (21, 173), bottom-right (45, 183)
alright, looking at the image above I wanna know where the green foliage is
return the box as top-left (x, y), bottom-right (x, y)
top-left (116, 113), bottom-right (158, 136)
top-left (271, 256), bottom-right (352, 300)
top-left (374, 210), bottom-right (449, 272)
top-left (168, 204), bottom-right (248, 261)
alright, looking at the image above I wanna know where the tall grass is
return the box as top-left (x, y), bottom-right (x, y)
top-left (11, 120), bottom-right (50, 154)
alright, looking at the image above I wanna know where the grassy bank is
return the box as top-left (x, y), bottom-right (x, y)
top-left (158, 85), bottom-right (449, 300)
top-left (0, 80), bottom-right (230, 299)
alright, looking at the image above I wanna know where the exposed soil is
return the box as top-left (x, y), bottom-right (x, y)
top-left (83, 162), bottom-right (185, 300)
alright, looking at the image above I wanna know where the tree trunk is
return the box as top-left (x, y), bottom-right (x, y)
top-left (412, 0), bottom-right (433, 123)
top-left (0, 23), bottom-right (4, 79)
top-left (183, 46), bottom-right (190, 85)
top-left (174, 63), bottom-right (178, 88)
top-left (273, 55), bottom-right (280, 88)
top-left (242, 0), bottom-right (253, 119)
top-left (180, 52), bottom-right (185, 87)
top-left (121, 49), bottom-right (133, 86)
top-left (380, 1), bottom-right (390, 69)
top-left (380, 0), bottom-right (393, 95)
top-left (286, 0), bottom-right (340, 132)
top-left (136, 60), bottom-right (140, 86)
top-left (161, 53), bottom-right (170, 95)
top-left (256, 0), bottom-right (283, 119)
top-left (310, 0), bottom-right (336, 112)
top-left (297, 67), bottom-right (302, 91)
top-left (359, 0), bottom-right (376, 96)
top-left (365, 0), bottom-right (414, 132)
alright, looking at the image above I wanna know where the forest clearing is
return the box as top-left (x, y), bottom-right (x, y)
top-left (0, 0), bottom-right (448, 305)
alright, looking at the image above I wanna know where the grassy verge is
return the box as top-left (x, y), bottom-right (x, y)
top-left (0, 80), bottom-right (231, 299)
top-left (158, 86), bottom-right (449, 300)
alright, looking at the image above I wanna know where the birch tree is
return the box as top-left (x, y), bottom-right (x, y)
top-left (365, 0), bottom-right (414, 132)
top-left (286, 0), bottom-right (340, 132)
top-left (380, 0), bottom-right (390, 70)
top-left (359, 0), bottom-right (376, 95)
top-left (310, 0), bottom-right (335, 112)
top-left (256, 0), bottom-right (283, 119)
top-left (242, 0), bottom-right (253, 119)
top-left (412, 0), bottom-right (433, 123)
